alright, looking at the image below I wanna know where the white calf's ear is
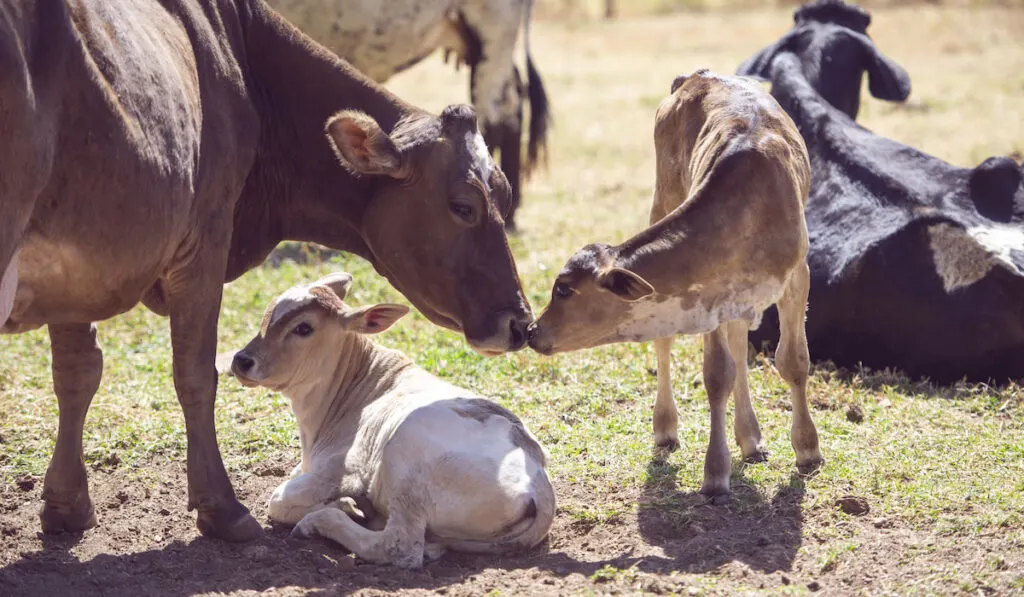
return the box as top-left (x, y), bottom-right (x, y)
top-left (344, 303), bottom-right (410, 334)
top-left (325, 111), bottom-right (404, 177)
top-left (314, 272), bottom-right (354, 301)
top-left (597, 267), bottom-right (655, 302)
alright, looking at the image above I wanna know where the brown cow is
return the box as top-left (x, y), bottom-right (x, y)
top-left (0, 0), bottom-right (530, 542)
top-left (528, 70), bottom-right (823, 501)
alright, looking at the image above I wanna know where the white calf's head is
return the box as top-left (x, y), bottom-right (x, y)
top-left (231, 273), bottom-right (409, 391)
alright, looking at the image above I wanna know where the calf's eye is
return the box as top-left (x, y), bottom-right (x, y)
top-left (553, 283), bottom-right (574, 299)
top-left (449, 201), bottom-right (475, 222)
top-left (292, 322), bottom-right (314, 337)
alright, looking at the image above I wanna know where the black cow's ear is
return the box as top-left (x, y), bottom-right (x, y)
top-left (736, 29), bottom-right (800, 81)
top-left (852, 31), bottom-right (911, 102)
top-left (970, 156), bottom-right (1021, 223)
top-left (597, 267), bottom-right (655, 302)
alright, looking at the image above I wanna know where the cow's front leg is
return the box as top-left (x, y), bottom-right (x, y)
top-left (726, 320), bottom-right (767, 462)
top-left (294, 500), bottom-right (428, 569)
top-left (700, 325), bottom-right (736, 503)
top-left (39, 323), bottom-right (102, 534)
top-left (652, 336), bottom-right (680, 453)
top-left (165, 258), bottom-right (260, 542)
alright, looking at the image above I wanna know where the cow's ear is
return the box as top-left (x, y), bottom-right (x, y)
top-left (343, 303), bottom-right (410, 334)
top-left (313, 272), bottom-right (354, 301)
top-left (736, 29), bottom-right (800, 81)
top-left (852, 31), bottom-right (911, 102)
top-left (969, 156), bottom-right (1021, 223)
top-left (597, 267), bottom-right (655, 302)
top-left (326, 111), bottom-right (405, 177)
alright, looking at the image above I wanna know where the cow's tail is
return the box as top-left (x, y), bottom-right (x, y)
top-left (522, 0), bottom-right (551, 177)
top-left (439, 469), bottom-right (555, 556)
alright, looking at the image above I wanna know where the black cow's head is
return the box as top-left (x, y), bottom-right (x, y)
top-left (737, 0), bottom-right (911, 119)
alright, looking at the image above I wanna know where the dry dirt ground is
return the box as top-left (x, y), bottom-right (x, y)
top-left (3, 4), bottom-right (1024, 597)
top-left (3, 459), bottom-right (1022, 596)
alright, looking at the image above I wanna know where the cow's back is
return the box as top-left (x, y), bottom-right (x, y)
top-left (1, 0), bottom-right (259, 329)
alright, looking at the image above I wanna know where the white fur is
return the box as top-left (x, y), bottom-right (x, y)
top-left (928, 223), bottom-right (1024, 293)
top-left (617, 281), bottom-right (781, 342)
top-left (267, 284), bottom-right (316, 328)
top-left (471, 132), bottom-right (493, 182)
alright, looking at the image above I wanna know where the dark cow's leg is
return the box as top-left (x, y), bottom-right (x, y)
top-left (39, 323), bottom-right (101, 533)
top-left (775, 262), bottom-right (823, 474)
top-left (700, 325), bottom-right (736, 504)
top-left (482, 109), bottom-right (522, 231)
top-left (165, 258), bottom-right (261, 542)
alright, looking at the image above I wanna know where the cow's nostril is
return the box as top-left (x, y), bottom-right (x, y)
top-left (508, 317), bottom-right (528, 351)
top-left (233, 352), bottom-right (255, 374)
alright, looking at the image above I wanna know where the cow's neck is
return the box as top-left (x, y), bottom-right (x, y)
top-left (226, 2), bottom-right (411, 281)
top-left (287, 334), bottom-right (411, 462)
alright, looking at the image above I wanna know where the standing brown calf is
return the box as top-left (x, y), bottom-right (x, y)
top-left (528, 70), bottom-right (823, 500)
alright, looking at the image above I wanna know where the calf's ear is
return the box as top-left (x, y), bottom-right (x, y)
top-left (314, 272), bottom-right (354, 301)
top-left (343, 303), bottom-right (410, 334)
top-left (852, 31), bottom-right (911, 102)
top-left (597, 267), bottom-right (655, 302)
top-left (326, 111), bottom-right (405, 177)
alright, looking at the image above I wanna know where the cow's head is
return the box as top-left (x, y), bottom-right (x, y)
top-left (527, 243), bottom-right (656, 354)
top-left (325, 105), bottom-right (531, 356)
top-left (231, 273), bottom-right (409, 391)
top-left (737, 0), bottom-right (910, 119)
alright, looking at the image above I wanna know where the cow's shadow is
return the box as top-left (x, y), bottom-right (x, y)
top-left (634, 456), bottom-right (808, 575)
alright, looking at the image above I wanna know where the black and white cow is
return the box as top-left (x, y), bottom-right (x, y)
top-left (267, 0), bottom-right (552, 230)
top-left (739, 0), bottom-right (1024, 383)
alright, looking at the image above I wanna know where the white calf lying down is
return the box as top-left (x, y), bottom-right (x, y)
top-left (230, 273), bottom-right (554, 568)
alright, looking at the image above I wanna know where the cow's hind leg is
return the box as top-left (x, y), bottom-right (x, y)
top-left (652, 336), bottom-right (680, 453)
top-left (39, 323), bottom-right (101, 533)
top-left (775, 263), bottom-right (823, 473)
top-left (165, 251), bottom-right (261, 542)
top-left (294, 502), bottom-right (428, 569)
top-left (726, 320), bottom-right (767, 462)
top-left (700, 325), bottom-right (736, 503)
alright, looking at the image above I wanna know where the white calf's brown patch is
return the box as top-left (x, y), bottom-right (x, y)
top-left (928, 223), bottom-right (1024, 293)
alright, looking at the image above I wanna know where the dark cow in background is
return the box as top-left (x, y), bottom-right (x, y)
top-left (0, 0), bottom-right (530, 542)
top-left (266, 0), bottom-right (552, 230)
top-left (739, 0), bottom-right (1024, 383)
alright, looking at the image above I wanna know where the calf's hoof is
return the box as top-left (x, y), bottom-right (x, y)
top-left (796, 457), bottom-right (824, 477)
top-left (39, 499), bottom-right (97, 534)
top-left (699, 479), bottom-right (731, 506)
top-left (653, 437), bottom-right (680, 460)
top-left (196, 501), bottom-right (262, 542)
top-left (743, 450), bottom-right (769, 464)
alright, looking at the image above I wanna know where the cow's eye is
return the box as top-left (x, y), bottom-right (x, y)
top-left (292, 322), bottom-right (314, 337)
top-left (553, 283), bottom-right (574, 299)
top-left (449, 201), bottom-right (475, 222)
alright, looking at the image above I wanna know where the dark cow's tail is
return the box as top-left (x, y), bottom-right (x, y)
top-left (523, 0), bottom-right (551, 177)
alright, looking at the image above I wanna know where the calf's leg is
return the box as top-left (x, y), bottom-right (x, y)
top-left (726, 320), bottom-right (767, 462)
top-left (775, 263), bottom-right (823, 473)
top-left (294, 500), bottom-right (428, 569)
top-left (39, 323), bottom-right (101, 533)
top-left (700, 325), bottom-right (736, 503)
top-left (652, 336), bottom-right (680, 452)
top-left (268, 471), bottom-right (344, 526)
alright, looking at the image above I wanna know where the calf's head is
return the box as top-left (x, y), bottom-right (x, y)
top-left (326, 104), bottom-right (531, 356)
top-left (527, 243), bottom-right (656, 355)
top-left (231, 273), bottom-right (409, 391)
top-left (737, 0), bottom-right (910, 119)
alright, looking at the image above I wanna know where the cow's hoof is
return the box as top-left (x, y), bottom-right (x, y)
top-left (291, 518), bottom-right (316, 539)
top-left (743, 450), bottom-right (769, 464)
top-left (797, 457), bottom-right (824, 477)
top-left (39, 499), bottom-right (97, 534)
top-left (196, 501), bottom-right (262, 542)
top-left (701, 491), bottom-right (731, 506)
top-left (653, 438), bottom-right (680, 460)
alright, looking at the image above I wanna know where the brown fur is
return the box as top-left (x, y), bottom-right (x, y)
top-left (0, 0), bottom-right (529, 542)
